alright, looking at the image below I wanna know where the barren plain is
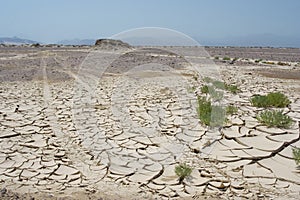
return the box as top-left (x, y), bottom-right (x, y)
top-left (0, 44), bottom-right (299, 199)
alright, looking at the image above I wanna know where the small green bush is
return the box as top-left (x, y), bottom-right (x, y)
top-left (257, 110), bottom-right (293, 128)
top-left (201, 85), bottom-right (209, 94)
top-left (223, 57), bottom-right (231, 61)
top-left (197, 97), bottom-right (212, 126)
top-left (267, 92), bottom-right (291, 107)
top-left (225, 84), bottom-right (239, 94)
top-left (175, 163), bottom-right (192, 183)
top-left (197, 96), bottom-right (225, 126)
top-left (277, 62), bottom-right (290, 66)
top-left (251, 92), bottom-right (290, 108)
top-left (292, 148), bottom-right (300, 165)
top-left (226, 105), bottom-right (238, 115)
top-left (255, 59), bottom-right (262, 63)
top-left (263, 61), bottom-right (275, 65)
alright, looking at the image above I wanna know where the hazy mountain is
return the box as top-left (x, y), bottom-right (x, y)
top-left (57, 39), bottom-right (95, 45)
top-left (0, 36), bottom-right (39, 45)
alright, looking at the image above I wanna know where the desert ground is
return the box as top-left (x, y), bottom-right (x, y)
top-left (0, 43), bottom-right (299, 199)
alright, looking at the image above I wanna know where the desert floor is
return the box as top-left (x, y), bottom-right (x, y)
top-left (0, 45), bottom-right (299, 199)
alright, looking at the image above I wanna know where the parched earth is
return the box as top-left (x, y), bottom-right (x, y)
top-left (0, 45), bottom-right (299, 199)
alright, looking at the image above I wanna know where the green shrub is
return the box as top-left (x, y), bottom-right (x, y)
top-left (277, 62), bottom-right (290, 66)
top-left (263, 61), bottom-right (275, 65)
top-left (175, 163), bottom-right (192, 183)
top-left (214, 56), bottom-right (219, 60)
top-left (251, 95), bottom-right (269, 107)
top-left (197, 97), bottom-right (212, 126)
top-left (257, 110), bottom-right (293, 128)
top-left (255, 59), bottom-right (262, 63)
top-left (223, 57), bottom-right (231, 61)
top-left (197, 96), bottom-right (225, 126)
top-left (266, 92), bottom-right (291, 107)
top-left (292, 148), bottom-right (300, 165)
top-left (226, 105), bottom-right (238, 115)
top-left (225, 84), bottom-right (239, 94)
top-left (251, 92), bottom-right (290, 108)
top-left (201, 85), bottom-right (209, 94)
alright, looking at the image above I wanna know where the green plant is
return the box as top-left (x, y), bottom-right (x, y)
top-left (255, 59), bottom-right (263, 63)
top-left (263, 61), bottom-right (275, 65)
top-left (292, 147), bottom-right (300, 165)
top-left (225, 84), bottom-right (239, 94)
top-left (226, 105), bottom-right (238, 115)
top-left (251, 92), bottom-right (291, 108)
top-left (257, 110), bottom-right (293, 128)
top-left (251, 95), bottom-right (269, 107)
top-left (197, 96), bottom-right (212, 126)
top-left (201, 85), bottom-right (209, 94)
top-left (277, 62), bottom-right (290, 66)
top-left (223, 57), bottom-right (231, 61)
top-left (197, 96), bottom-right (225, 126)
top-left (175, 163), bottom-right (192, 183)
top-left (193, 74), bottom-right (198, 81)
top-left (214, 56), bottom-right (219, 60)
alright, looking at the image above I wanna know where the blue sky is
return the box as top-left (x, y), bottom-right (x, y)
top-left (1, 0), bottom-right (300, 46)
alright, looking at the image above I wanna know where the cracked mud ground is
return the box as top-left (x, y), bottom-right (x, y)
top-left (0, 46), bottom-right (299, 199)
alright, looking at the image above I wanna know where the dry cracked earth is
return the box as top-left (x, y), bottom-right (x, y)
top-left (0, 45), bottom-right (299, 199)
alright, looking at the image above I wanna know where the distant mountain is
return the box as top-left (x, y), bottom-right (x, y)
top-left (0, 36), bottom-right (39, 45)
top-left (57, 39), bottom-right (95, 45)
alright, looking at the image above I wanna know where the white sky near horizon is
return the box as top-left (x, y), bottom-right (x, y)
top-left (1, 0), bottom-right (300, 46)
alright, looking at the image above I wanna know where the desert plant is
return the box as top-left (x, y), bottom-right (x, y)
top-left (251, 92), bottom-right (290, 108)
top-left (292, 147), bottom-right (300, 165)
top-left (197, 96), bottom-right (212, 126)
top-left (201, 85), bottom-right (209, 94)
top-left (225, 84), bottom-right (239, 94)
top-left (197, 96), bottom-right (225, 126)
top-left (175, 163), bottom-right (192, 183)
top-left (263, 61), bottom-right (275, 65)
top-left (223, 57), bottom-right (231, 61)
top-left (214, 56), bottom-right (219, 60)
top-left (255, 59), bottom-right (262, 63)
top-left (226, 105), bottom-right (238, 115)
top-left (257, 110), bottom-right (293, 128)
top-left (266, 92), bottom-right (291, 107)
top-left (277, 62), bottom-right (290, 66)
top-left (251, 95), bottom-right (269, 107)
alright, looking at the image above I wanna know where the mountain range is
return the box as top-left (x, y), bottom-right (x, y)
top-left (0, 37), bottom-right (39, 45)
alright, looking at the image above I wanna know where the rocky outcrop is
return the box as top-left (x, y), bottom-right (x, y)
top-left (94, 39), bottom-right (132, 50)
